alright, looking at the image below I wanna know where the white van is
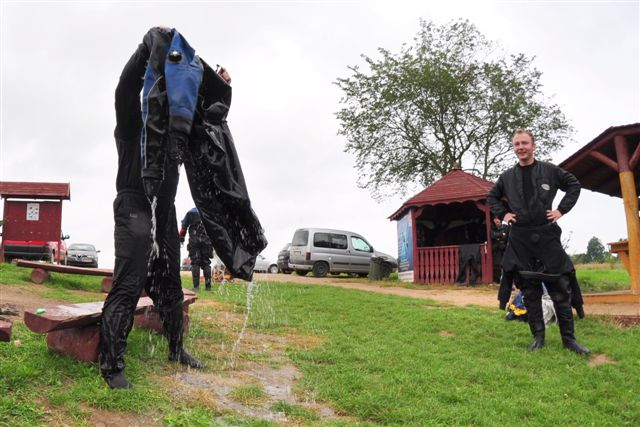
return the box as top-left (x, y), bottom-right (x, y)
top-left (288, 228), bottom-right (397, 277)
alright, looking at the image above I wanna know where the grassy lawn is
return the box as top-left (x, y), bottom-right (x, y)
top-left (1, 263), bottom-right (638, 426)
top-left (574, 263), bottom-right (630, 293)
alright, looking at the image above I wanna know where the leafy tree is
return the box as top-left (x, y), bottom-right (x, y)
top-left (585, 236), bottom-right (606, 263)
top-left (335, 19), bottom-right (573, 200)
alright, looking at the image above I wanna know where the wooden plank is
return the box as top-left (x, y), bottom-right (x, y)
top-left (0, 320), bottom-right (12, 342)
top-left (24, 291), bottom-right (197, 333)
top-left (15, 259), bottom-right (113, 277)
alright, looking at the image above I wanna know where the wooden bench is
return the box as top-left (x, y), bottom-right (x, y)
top-left (15, 259), bottom-right (114, 291)
top-left (23, 289), bottom-right (197, 362)
top-left (609, 240), bottom-right (630, 272)
top-left (0, 320), bottom-right (12, 342)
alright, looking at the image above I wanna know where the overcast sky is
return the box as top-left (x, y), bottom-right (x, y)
top-left (1, 1), bottom-right (638, 269)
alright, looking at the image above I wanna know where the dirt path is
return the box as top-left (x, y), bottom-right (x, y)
top-left (0, 283), bottom-right (73, 322)
top-left (252, 273), bottom-right (640, 317)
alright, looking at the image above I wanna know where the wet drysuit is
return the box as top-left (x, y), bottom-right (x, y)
top-left (100, 30), bottom-right (188, 383)
top-left (487, 160), bottom-right (587, 351)
top-left (140, 28), bottom-right (267, 281)
top-left (180, 208), bottom-right (213, 289)
top-left (101, 27), bottom-right (266, 383)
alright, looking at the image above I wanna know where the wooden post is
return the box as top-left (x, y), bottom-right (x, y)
top-left (614, 135), bottom-right (640, 294)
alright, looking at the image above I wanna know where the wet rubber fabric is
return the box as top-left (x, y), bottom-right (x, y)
top-left (140, 27), bottom-right (267, 280)
top-left (100, 29), bottom-right (190, 380)
top-left (100, 192), bottom-right (185, 378)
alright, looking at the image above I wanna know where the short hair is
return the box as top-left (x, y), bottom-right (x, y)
top-left (512, 129), bottom-right (535, 144)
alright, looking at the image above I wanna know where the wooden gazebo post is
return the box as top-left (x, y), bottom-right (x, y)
top-left (613, 135), bottom-right (640, 294)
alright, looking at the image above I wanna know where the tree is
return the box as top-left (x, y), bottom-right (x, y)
top-left (585, 236), bottom-right (606, 263)
top-left (335, 19), bottom-right (573, 200)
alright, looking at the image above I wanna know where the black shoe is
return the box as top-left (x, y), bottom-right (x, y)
top-left (563, 339), bottom-right (591, 356)
top-left (192, 286), bottom-right (200, 291)
top-left (499, 301), bottom-right (507, 310)
top-left (105, 371), bottom-right (131, 389)
top-left (170, 348), bottom-right (205, 369)
top-left (528, 335), bottom-right (545, 352)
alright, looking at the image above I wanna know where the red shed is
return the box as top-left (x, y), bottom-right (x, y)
top-left (0, 181), bottom-right (71, 263)
top-left (389, 167), bottom-right (496, 284)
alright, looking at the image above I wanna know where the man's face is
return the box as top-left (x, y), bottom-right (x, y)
top-left (493, 218), bottom-right (501, 226)
top-left (512, 132), bottom-right (535, 165)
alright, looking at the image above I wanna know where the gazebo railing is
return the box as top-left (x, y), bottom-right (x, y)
top-left (415, 243), bottom-right (490, 284)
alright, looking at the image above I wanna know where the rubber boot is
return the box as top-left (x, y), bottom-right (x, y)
top-left (558, 311), bottom-right (591, 355)
top-left (191, 266), bottom-right (200, 290)
top-left (163, 304), bottom-right (205, 369)
top-left (105, 371), bottom-right (131, 389)
top-left (203, 265), bottom-right (212, 291)
top-left (553, 279), bottom-right (591, 356)
top-left (527, 322), bottom-right (545, 351)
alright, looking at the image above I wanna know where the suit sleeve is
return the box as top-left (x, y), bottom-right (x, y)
top-left (114, 43), bottom-right (150, 140)
top-left (487, 175), bottom-right (508, 221)
top-left (556, 166), bottom-right (581, 215)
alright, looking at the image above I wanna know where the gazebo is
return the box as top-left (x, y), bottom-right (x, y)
top-left (559, 123), bottom-right (640, 303)
top-left (389, 167), bottom-right (496, 284)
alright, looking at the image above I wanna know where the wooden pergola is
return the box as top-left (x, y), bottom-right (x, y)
top-left (559, 123), bottom-right (640, 303)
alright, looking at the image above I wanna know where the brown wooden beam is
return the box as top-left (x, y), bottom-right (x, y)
top-left (589, 151), bottom-right (619, 172)
top-left (15, 259), bottom-right (112, 277)
top-left (614, 135), bottom-right (631, 172)
top-left (629, 140), bottom-right (640, 170)
top-left (617, 171), bottom-right (640, 293)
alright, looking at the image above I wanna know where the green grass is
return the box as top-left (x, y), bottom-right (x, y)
top-left (228, 384), bottom-right (268, 405)
top-left (213, 281), bottom-right (640, 426)
top-left (575, 266), bottom-right (630, 293)
top-left (1, 265), bottom-right (639, 426)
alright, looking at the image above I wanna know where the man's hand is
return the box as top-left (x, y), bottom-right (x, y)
top-left (546, 209), bottom-right (563, 223)
top-left (217, 66), bottom-right (231, 84)
top-left (503, 213), bottom-right (517, 224)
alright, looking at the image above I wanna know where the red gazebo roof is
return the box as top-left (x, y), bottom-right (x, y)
top-left (0, 181), bottom-right (71, 200)
top-left (389, 168), bottom-right (494, 220)
top-left (559, 123), bottom-right (640, 198)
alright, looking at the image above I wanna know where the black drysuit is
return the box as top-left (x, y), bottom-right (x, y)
top-left (180, 208), bottom-right (213, 288)
top-left (100, 27), bottom-right (267, 380)
top-left (487, 160), bottom-right (584, 343)
top-left (100, 37), bottom-right (186, 380)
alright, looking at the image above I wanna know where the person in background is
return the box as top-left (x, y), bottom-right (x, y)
top-left (491, 216), bottom-right (516, 309)
top-left (487, 129), bottom-right (590, 355)
top-left (180, 207), bottom-right (214, 291)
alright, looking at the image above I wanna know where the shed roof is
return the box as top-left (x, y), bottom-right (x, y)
top-left (559, 123), bottom-right (640, 198)
top-left (0, 181), bottom-right (71, 200)
top-left (389, 168), bottom-right (494, 220)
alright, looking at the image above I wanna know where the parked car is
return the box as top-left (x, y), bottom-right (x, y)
top-left (288, 228), bottom-right (398, 278)
top-left (3, 233), bottom-right (69, 264)
top-left (65, 243), bottom-right (99, 268)
top-left (277, 243), bottom-right (292, 274)
top-left (254, 254), bottom-right (279, 274)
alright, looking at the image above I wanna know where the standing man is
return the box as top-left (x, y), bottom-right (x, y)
top-left (487, 129), bottom-right (590, 355)
top-left (180, 207), bottom-right (213, 291)
top-left (100, 27), bottom-right (219, 389)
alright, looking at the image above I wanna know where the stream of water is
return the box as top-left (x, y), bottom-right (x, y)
top-left (229, 280), bottom-right (258, 368)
